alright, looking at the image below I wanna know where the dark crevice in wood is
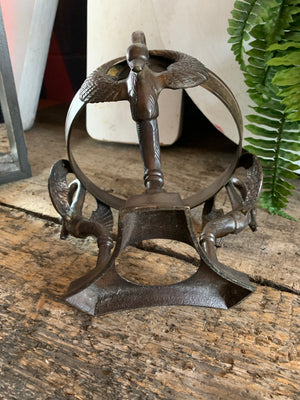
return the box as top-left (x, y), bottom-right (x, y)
top-left (0, 201), bottom-right (60, 224)
top-left (135, 243), bottom-right (300, 297)
top-left (249, 276), bottom-right (300, 296)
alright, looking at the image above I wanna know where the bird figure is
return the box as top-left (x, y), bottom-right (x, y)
top-left (80, 31), bottom-right (209, 191)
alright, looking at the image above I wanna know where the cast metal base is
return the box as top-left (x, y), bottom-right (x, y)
top-left (66, 263), bottom-right (252, 316)
top-left (63, 197), bottom-right (254, 316)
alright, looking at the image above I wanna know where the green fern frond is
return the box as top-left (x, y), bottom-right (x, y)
top-left (227, 0), bottom-right (268, 70)
top-left (271, 61), bottom-right (300, 120)
top-left (228, 0), bottom-right (300, 218)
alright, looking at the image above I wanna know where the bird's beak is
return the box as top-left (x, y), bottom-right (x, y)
top-left (132, 60), bottom-right (145, 73)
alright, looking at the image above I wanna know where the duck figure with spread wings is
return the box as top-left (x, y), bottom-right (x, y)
top-left (80, 30), bottom-right (209, 190)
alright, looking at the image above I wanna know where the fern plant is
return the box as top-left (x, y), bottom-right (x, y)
top-left (228, 0), bottom-right (300, 219)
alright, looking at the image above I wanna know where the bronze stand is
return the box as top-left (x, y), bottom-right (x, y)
top-left (49, 32), bottom-right (263, 316)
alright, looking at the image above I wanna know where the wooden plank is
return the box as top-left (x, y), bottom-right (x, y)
top-left (0, 206), bottom-right (299, 400)
top-left (0, 104), bottom-right (299, 293)
top-left (0, 187), bottom-right (299, 296)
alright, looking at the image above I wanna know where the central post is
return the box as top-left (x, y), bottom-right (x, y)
top-left (127, 31), bottom-right (164, 190)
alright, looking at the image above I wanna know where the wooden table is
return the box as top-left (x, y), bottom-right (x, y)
top-left (0, 102), bottom-right (299, 399)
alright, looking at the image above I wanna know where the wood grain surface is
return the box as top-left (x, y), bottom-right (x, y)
top-left (0, 103), bottom-right (299, 399)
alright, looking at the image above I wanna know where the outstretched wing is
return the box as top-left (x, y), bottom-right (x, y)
top-left (237, 153), bottom-right (263, 211)
top-left (90, 200), bottom-right (114, 242)
top-left (150, 50), bottom-right (209, 90)
top-left (79, 57), bottom-right (129, 103)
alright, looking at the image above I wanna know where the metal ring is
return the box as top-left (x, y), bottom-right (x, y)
top-left (65, 64), bottom-right (243, 210)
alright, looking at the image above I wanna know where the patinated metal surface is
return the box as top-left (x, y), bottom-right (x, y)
top-left (49, 31), bottom-right (263, 316)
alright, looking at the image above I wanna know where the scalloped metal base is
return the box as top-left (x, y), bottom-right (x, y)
top-left (65, 203), bottom-right (254, 316)
top-left (66, 262), bottom-right (252, 316)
